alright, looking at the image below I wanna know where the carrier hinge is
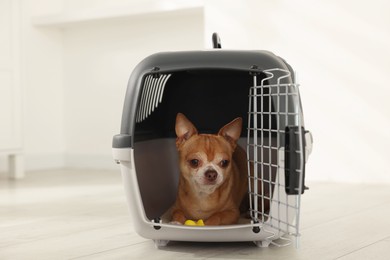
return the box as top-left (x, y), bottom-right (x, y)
top-left (153, 217), bottom-right (162, 230)
top-left (151, 67), bottom-right (161, 78)
top-left (252, 220), bottom-right (261, 233)
top-left (249, 65), bottom-right (262, 76)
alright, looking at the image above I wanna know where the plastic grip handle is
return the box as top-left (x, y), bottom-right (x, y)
top-left (285, 126), bottom-right (307, 195)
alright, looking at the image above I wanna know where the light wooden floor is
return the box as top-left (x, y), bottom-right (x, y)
top-left (1, 169), bottom-right (389, 260)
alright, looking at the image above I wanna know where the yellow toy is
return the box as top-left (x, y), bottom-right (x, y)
top-left (184, 219), bottom-right (205, 226)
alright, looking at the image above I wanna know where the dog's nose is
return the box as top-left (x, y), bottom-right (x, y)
top-left (204, 170), bottom-right (218, 182)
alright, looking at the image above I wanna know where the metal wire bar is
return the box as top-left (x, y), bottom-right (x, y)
top-left (257, 216), bottom-right (299, 230)
top-left (293, 81), bottom-right (304, 247)
top-left (248, 178), bottom-right (286, 187)
top-left (247, 144), bottom-right (279, 149)
top-left (247, 197), bottom-right (299, 210)
top-left (246, 87), bottom-right (254, 219)
top-left (252, 74), bottom-right (259, 222)
top-left (248, 112), bottom-right (299, 115)
top-left (252, 83), bottom-right (299, 89)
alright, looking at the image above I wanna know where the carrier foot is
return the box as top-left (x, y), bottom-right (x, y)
top-left (253, 240), bottom-right (271, 248)
top-left (154, 239), bottom-right (170, 248)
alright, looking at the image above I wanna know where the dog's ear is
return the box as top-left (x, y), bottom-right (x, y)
top-left (218, 117), bottom-right (242, 147)
top-left (175, 113), bottom-right (198, 147)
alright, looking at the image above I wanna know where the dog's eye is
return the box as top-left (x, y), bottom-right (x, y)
top-left (189, 159), bottom-right (199, 168)
top-left (220, 160), bottom-right (230, 168)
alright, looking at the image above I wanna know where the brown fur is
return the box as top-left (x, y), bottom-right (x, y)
top-left (171, 113), bottom-right (248, 225)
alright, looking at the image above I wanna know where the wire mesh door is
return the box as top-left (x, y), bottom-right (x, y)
top-left (247, 68), bottom-right (305, 247)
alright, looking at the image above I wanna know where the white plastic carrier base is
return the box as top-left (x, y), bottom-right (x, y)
top-left (113, 147), bottom-right (301, 249)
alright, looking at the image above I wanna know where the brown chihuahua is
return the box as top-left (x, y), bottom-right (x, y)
top-left (170, 113), bottom-right (249, 225)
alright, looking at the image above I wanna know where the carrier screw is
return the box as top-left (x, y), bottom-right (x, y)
top-left (249, 65), bottom-right (261, 76)
top-left (151, 67), bottom-right (161, 78)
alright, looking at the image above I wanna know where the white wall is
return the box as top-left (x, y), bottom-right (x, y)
top-left (204, 0), bottom-right (390, 183)
top-left (8, 0), bottom-right (390, 183)
top-left (3, 0), bottom-right (204, 172)
top-left (62, 9), bottom-right (204, 169)
top-left (20, 0), bottom-right (65, 170)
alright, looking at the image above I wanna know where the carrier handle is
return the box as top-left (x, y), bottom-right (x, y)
top-left (212, 32), bottom-right (222, 49)
top-left (285, 126), bottom-right (307, 195)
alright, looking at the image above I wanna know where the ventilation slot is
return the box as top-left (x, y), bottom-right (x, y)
top-left (136, 74), bottom-right (171, 123)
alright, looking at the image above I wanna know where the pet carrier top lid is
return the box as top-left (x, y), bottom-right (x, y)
top-left (113, 46), bottom-right (296, 149)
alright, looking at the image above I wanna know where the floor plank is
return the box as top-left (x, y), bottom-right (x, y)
top-left (336, 237), bottom-right (390, 260)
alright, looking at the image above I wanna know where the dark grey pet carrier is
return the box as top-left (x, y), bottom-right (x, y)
top-left (112, 34), bottom-right (313, 248)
